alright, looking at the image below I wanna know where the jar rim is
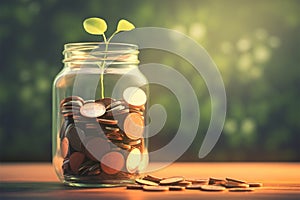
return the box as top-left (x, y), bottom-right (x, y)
top-left (64, 42), bottom-right (138, 53)
top-left (63, 42), bottom-right (139, 65)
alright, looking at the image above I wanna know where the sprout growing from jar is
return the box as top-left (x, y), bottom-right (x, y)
top-left (83, 17), bottom-right (135, 99)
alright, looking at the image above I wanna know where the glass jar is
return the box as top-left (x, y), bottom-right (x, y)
top-left (52, 42), bottom-right (149, 187)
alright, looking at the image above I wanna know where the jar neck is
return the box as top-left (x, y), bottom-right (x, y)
top-left (62, 42), bottom-right (139, 69)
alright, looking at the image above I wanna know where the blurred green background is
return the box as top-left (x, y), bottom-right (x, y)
top-left (0, 0), bottom-right (299, 162)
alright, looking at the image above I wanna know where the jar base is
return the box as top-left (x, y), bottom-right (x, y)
top-left (63, 174), bottom-right (136, 188)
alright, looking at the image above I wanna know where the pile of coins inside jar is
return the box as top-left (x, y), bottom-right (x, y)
top-left (59, 87), bottom-right (148, 181)
top-left (126, 175), bottom-right (262, 192)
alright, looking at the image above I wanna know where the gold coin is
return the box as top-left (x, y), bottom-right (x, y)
top-left (143, 186), bottom-right (169, 192)
top-left (123, 113), bottom-right (144, 140)
top-left (80, 102), bottom-right (106, 118)
top-left (186, 185), bottom-right (203, 189)
top-left (123, 87), bottom-right (147, 107)
top-left (101, 151), bottom-right (125, 175)
top-left (126, 148), bottom-right (141, 173)
top-left (159, 176), bottom-right (185, 185)
top-left (200, 185), bottom-right (226, 192)
top-left (135, 179), bottom-right (159, 186)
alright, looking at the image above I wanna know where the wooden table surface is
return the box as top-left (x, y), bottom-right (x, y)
top-left (1, 162), bottom-right (300, 200)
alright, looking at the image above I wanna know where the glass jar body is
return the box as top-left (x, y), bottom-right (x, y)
top-left (52, 43), bottom-right (149, 187)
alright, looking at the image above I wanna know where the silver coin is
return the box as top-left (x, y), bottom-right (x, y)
top-left (80, 102), bottom-right (106, 118)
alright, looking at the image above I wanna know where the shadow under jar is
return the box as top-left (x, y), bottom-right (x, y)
top-left (52, 42), bottom-right (149, 187)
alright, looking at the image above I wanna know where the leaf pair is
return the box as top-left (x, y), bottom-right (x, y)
top-left (83, 17), bottom-right (135, 37)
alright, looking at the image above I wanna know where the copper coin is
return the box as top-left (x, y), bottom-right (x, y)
top-left (60, 96), bottom-right (84, 108)
top-left (200, 185), bottom-right (226, 192)
top-left (97, 118), bottom-right (118, 125)
top-left (60, 137), bottom-right (69, 158)
top-left (104, 126), bottom-right (120, 132)
top-left (96, 97), bottom-right (116, 107)
top-left (69, 152), bottom-right (85, 174)
top-left (123, 87), bottom-right (147, 107)
top-left (159, 176), bottom-right (185, 185)
top-left (66, 125), bottom-right (85, 152)
top-left (84, 137), bottom-right (110, 161)
top-left (113, 142), bottom-right (131, 150)
top-left (143, 186), bottom-right (168, 192)
top-left (106, 100), bottom-right (124, 110)
top-left (61, 100), bottom-right (83, 108)
top-left (80, 102), bottom-right (106, 118)
top-left (101, 151), bottom-right (125, 175)
top-left (135, 179), bottom-right (159, 186)
top-left (126, 148), bottom-right (141, 173)
top-left (123, 113), bottom-right (144, 140)
top-left (106, 132), bottom-right (123, 141)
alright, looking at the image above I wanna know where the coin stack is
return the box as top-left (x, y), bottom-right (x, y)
top-left (58, 87), bottom-right (148, 182)
top-left (127, 175), bottom-right (262, 192)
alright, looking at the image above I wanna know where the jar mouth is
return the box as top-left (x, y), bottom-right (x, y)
top-left (63, 42), bottom-right (139, 65)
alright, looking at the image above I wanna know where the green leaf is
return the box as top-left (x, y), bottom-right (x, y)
top-left (83, 17), bottom-right (107, 35)
top-left (116, 19), bottom-right (135, 33)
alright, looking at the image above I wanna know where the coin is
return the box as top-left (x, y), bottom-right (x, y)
top-left (143, 175), bottom-right (163, 183)
top-left (96, 97), bottom-right (116, 107)
top-left (69, 152), bottom-right (85, 174)
top-left (123, 113), bottom-right (144, 140)
top-left (97, 118), bottom-right (118, 125)
top-left (126, 148), bottom-right (141, 173)
top-left (226, 177), bottom-right (247, 184)
top-left (105, 132), bottom-right (123, 141)
top-left (228, 188), bottom-right (254, 192)
top-left (126, 184), bottom-right (144, 190)
top-left (66, 125), bottom-right (85, 152)
top-left (248, 182), bottom-right (263, 187)
top-left (186, 178), bottom-right (208, 184)
top-left (143, 185), bottom-right (169, 192)
top-left (186, 185), bottom-right (203, 189)
top-left (84, 137), bottom-right (110, 161)
top-left (225, 182), bottom-right (249, 188)
top-left (101, 151), bottom-right (125, 175)
top-left (175, 181), bottom-right (192, 186)
top-left (169, 186), bottom-right (185, 191)
top-left (60, 96), bottom-right (84, 108)
top-left (60, 137), bottom-right (69, 158)
top-left (208, 177), bottom-right (226, 185)
top-left (136, 179), bottom-right (159, 186)
top-left (80, 102), bottom-right (106, 118)
top-left (159, 176), bottom-right (185, 185)
top-left (200, 185), bottom-right (226, 192)
top-left (123, 87), bottom-right (147, 107)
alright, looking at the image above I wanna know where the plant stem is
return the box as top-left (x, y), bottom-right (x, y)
top-left (99, 34), bottom-right (108, 99)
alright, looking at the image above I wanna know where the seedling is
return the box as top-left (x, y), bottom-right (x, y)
top-left (83, 17), bottom-right (135, 98)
